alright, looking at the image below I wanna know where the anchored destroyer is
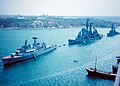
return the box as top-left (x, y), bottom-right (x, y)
top-left (107, 24), bottom-right (119, 37)
top-left (2, 37), bottom-right (57, 66)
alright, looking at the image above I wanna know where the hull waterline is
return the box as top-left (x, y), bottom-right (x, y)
top-left (2, 46), bottom-right (56, 66)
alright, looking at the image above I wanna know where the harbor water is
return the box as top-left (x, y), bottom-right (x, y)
top-left (0, 27), bottom-right (120, 86)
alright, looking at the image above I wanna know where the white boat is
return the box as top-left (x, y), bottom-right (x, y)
top-left (2, 37), bottom-right (57, 66)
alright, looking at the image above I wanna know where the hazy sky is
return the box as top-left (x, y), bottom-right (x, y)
top-left (0, 0), bottom-right (120, 16)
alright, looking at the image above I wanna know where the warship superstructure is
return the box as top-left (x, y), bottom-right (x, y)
top-left (107, 24), bottom-right (119, 37)
top-left (68, 18), bottom-right (103, 45)
top-left (2, 37), bottom-right (57, 66)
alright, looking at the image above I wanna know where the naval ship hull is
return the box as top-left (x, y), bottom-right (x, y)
top-left (107, 32), bottom-right (119, 37)
top-left (68, 36), bottom-right (102, 45)
top-left (68, 39), bottom-right (83, 45)
top-left (2, 45), bottom-right (56, 66)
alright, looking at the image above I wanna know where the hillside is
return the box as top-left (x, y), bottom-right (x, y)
top-left (0, 15), bottom-right (120, 29)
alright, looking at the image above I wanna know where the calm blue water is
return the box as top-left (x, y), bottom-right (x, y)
top-left (0, 27), bottom-right (120, 86)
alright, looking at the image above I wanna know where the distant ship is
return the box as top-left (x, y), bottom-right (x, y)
top-left (86, 58), bottom-right (116, 80)
top-left (68, 18), bottom-right (103, 45)
top-left (2, 37), bottom-right (57, 66)
top-left (107, 24), bottom-right (119, 37)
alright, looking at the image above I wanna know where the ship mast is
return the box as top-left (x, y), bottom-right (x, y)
top-left (89, 23), bottom-right (93, 35)
top-left (24, 40), bottom-right (28, 51)
top-left (95, 58), bottom-right (97, 71)
top-left (86, 18), bottom-right (89, 31)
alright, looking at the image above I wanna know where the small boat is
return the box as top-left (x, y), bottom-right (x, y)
top-left (63, 44), bottom-right (66, 46)
top-left (112, 65), bottom-right (118, 74)
top-left (58, 45), bottom-right (61, 47)
top-left (86, 59), bottom-right (116, 80)
top-left (73, 60), bottom-right (78, 63)
top-left (2, 37), bottom-right (57, 66)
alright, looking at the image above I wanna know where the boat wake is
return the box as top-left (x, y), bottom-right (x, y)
top-left (12, 63), bottom-right (91, 86)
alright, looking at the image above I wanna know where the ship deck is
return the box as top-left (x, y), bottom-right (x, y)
top-left (2, 45), bottom-right (55, 60)
top-left (2, 55), bottom-right (22, 59)
top-left (87, 68), bottom-right (115, 75)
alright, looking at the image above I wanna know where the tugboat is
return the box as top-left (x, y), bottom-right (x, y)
top-left (86, 58), bottom-right (116, 80)
top-left (2, 37), bottom-right (57, 66)
top-left (107, 24), bottom-right (119, 37)
top-left (68, 18), bottom-right (103, 45)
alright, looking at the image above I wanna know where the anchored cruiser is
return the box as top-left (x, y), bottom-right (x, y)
top-left (68, 18), bottom-right (103, 45)
top-left (2, 37), bottom-right (57, 66)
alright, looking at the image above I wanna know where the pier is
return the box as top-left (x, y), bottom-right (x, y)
top-left (114, 63), bottom-right (120, 86)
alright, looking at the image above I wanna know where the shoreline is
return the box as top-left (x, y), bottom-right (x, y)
top-left (0, 26), bottom-right (115, 30)
top-left (0, 27), bottom-right (82, 30)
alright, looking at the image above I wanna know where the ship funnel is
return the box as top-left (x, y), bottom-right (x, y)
top-left (25, 40), bottom-right (27, 46)
top-left (89, 23), bottom-right (93, 34)
top-left (33, 37), bottom-right (38, 46)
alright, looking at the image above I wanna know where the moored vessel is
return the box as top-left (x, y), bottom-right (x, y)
top-left (86, 59), bottom-right (116, 80)
top-left (107, 24), bottom-right (119, 37)
top-left (86, 68), bottom-right (116, 80)
top-left (68, 18), bottom-right (103, 45)
top-left (2, 37), bottom-right (57, 66)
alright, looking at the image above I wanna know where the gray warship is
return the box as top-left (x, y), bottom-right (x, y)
top-left (2, 37), bottom-right (57, 66)
top-left (107, 24), bottom-right (119, 37)
top-left (68, 18), bottom-right (103, 45)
